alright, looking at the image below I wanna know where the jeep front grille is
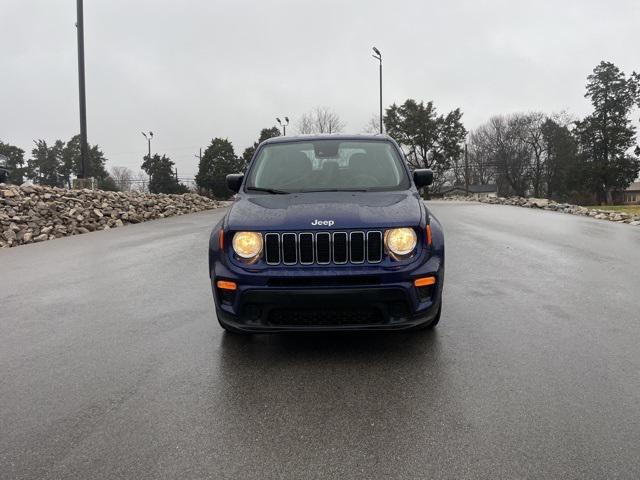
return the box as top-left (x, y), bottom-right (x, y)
top-left (264, 231), bottom-right (383, 265)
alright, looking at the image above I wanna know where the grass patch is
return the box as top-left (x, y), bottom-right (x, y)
top-left (587, 205), bottom-right (640, 215)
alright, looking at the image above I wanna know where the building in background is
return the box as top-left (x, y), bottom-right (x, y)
top-left (0, 154), bottom-right (10, 183)
top-left (614, 181), bottom-right (640, 205)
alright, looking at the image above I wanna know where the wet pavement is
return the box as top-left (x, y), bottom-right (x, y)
top-left (1, 201), bottom-right (639, 479)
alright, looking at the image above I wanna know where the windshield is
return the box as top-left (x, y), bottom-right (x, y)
top-left (245, 139), bottom-right (410, 193)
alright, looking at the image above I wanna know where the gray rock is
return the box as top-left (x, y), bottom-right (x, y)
top-left (0, 184), bottom-right (220, 248)
top-left (3, 229), bottom-right (17, 241)
top-left (529, 198), bottom-right (550, 208)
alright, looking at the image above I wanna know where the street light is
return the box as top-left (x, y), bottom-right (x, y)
top-left (372, 46), bottom-right (383, 134)
top-left (276, 117), bottom-right (289, 136)
top-left (141, 131), bottom-right (153, 159)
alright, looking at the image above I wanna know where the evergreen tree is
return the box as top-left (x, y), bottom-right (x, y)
top-left (574, 61), bottom-right (640, 204)
top-left (27, 140), bottom-right (65, 186)
top-left (25, 136), bottom-right (110, 188)
top-left (0, 141), bottom-right (26, 184)
top-left (541, 118), bottom-right (580, 200)
top-left (242, 127), bottom-right (280, 165)
top-left (384, 99), bottom-right (466, 193)
top-left (61, 135), bottom-right (109, 186)
top-left (141, 154), bottom-right (188, 194)
top-left (196, 138), bottom-right (243, 199)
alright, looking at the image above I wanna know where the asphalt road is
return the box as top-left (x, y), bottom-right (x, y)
top-left (1, 201), bottom-right (640, 480)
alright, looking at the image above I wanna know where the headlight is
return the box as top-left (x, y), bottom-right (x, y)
top-left (385, 228), bottom-right (417, 257)
top-left (232, 231), bottom-right (263, 261)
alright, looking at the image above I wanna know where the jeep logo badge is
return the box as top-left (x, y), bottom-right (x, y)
top-left (311, 219), bottom-right (335, 227)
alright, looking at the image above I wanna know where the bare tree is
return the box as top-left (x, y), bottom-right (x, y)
top-left (469, 115), bottom-right (532, 197)
top-left (110, 166), bottom-right (134, 192)
top-left (514, 112), bottom-right (546, 197)
top-left (362, 115), bottom-right (381, 134)
top-left (467, 127), bottom-right (497, 185)
top-left (448, 150), bottom-right (466, 186)
top-left (495, 115), bottom-right (533, 197)
top-left (132, 171), bottom-right (149, 193)
top-left (468, 112), bottom-right (582, 198)
top-left (549, 110), bottom-right (577, 129)
top-left (297, 107), bottom-right (345, 134)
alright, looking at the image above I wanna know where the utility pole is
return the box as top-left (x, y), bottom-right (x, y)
top-left (141, 131), bottom-right (153, 159)
top-left (464, 143), bottom-right (470, 194)
top-left (195, 147), bottom-right (202, 164)
top-left (372, 47), bottom-right (383, 134)
top-left (76, 0), bottom-right (88, 179)
top-left (276, 117), bottom-right (289, 136)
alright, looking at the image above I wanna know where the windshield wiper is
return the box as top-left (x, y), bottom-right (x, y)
top-left (246, 187), bottom-right (290, 195)
top-left (300, 188), bottom-right (369, 193)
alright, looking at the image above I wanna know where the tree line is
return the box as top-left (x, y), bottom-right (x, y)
top-left (0, 135), bottom-right (150, 192)
top-left (0, 134), bottom-right (190, 194)
top-left (196, 61), bottom-right (640, 205)
top-left (0, 135), bottom-right (116, 189)
top-left (3, 61), bottom-right (637, 203)
top-left (386, 61), bottom-right (639, 204)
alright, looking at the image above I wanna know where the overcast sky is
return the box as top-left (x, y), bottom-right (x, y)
top-left (2, 0), bottom-right (639, 178)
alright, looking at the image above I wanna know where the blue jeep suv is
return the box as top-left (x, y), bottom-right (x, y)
top-left (208, 134), bottom-right (444, 333)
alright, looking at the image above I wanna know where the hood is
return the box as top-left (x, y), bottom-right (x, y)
top-left (226, 191), bottom-right (423, 231)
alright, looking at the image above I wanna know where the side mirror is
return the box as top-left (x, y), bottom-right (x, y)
top-left (226, 173), bottom-right (244, 193)
top-left (413, 169), bottom-right (433, 188)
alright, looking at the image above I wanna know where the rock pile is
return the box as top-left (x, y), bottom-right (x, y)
top-left (441, 194), bottom-right (640, 226)
top-left (1, 183), bottom-right (223, 248)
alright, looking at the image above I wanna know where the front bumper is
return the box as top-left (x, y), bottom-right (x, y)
top-left (211, 254), bottom-right (444, 332)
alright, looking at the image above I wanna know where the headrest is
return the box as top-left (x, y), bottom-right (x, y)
top-left (283, 151), bottom-right (312, 175)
